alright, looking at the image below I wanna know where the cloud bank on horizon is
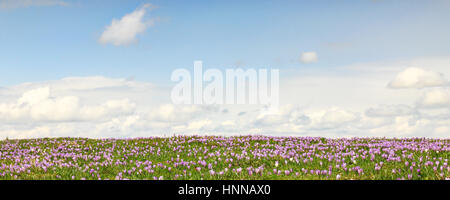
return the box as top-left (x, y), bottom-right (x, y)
top-left (0, 1), bottom-right (449, 139)
top-left (0, 57), bottom-right (449, 139)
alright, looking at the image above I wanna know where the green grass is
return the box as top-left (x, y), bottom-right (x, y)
top-left (0, 136), bottom-right (448, 180)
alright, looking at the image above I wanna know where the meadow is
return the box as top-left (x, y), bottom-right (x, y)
top-left (0, 136), bottom-right (448, 180)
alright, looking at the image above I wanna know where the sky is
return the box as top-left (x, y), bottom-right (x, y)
top-left (0, 0), bottom-right (449, 139)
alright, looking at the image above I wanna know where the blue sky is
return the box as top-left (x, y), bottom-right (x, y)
top-left (1, 0), bottom-right (450, 86)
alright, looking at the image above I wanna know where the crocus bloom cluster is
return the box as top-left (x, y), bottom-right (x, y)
top-left (0, 136), bottom-right (448, 180)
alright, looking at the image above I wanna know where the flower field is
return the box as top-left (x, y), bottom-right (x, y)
top-left (0, 136), bottom-right (448, 180)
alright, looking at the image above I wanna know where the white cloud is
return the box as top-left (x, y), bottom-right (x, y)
top-left (0, 126), bottom-right (52, 139)
top-left (18, 87), bottom-right (51, 105)
top-left (388, 67), bottom-right (447, 89)
top-left (309, 107), bottom-right (359, 130)
top-left (365, 104), bottom-right (417, 117)
top-left (81, 98), bottom-right (136, 120)
top-left (435, 126), bottom-right (450, 134)
top-left (94, 115), bottom-right (151, 137)
top-left (3, 76), bottom-right (154, 96)
top-left (148, 104), bottom-right (219, 122)
top-left (253, 105), bottom-right (310, 126)
top-left (417, 88), bottom-right (450, 108)
top-left (0, 86), bottom-right (136, 122)
top-left (0, 87), bottom-right (80, 122)
top-left (99, 4), bottom-right (157, 46)
top-left (186, 119), bottom-right (213, 130)
top-left (3, 56), bottom-right (450, 139)
top-left (299, 52), bottom-right (318, 64)
top-left (0, 0), bottom-right (69, 9)
top-left (354, 115), bottom-right (394, 130)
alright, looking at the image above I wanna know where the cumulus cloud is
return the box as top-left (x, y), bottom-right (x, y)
top-left (417, 88), bottom-right (450, 108)
top-left (99, 4), bottom-right (157, 46)
top-left (0, 76), bottom-right (164, 139)
top-left (0, 87), bottom-right (136, 122)
top-left (253, 105), bottom-right (310, 127)
top-left (186, 119), bottom-right (213, 131)
top-left (299, 52), bottom-right (318, 64)
top-left (309, 107), bottom-right (358, 130)
top-left (0, 0), bottom-right (69, 9)
top-left (3, 57), bottom-right (450, 139)
top-left (354, 115), bottom-right (394, 130)
top-left (148, 104), bottom-right (219, 122)
top-left (94, 115), bottom-right (154, 137)
top-left (388, 67), bottom-right (447, 89)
